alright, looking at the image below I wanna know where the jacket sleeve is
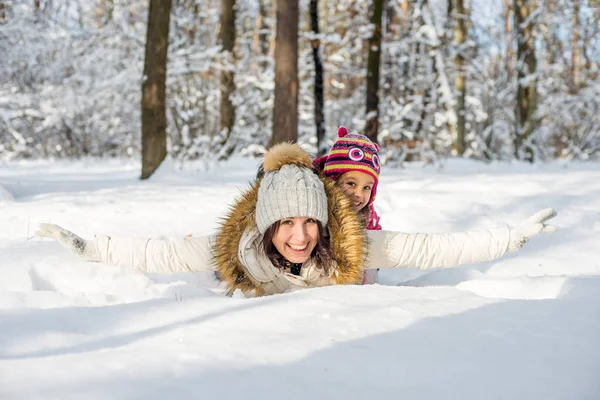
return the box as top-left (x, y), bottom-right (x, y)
top-left (364, 226), bottom-right (511, 270)
top-left (93, 234), bottom-right (217, 273)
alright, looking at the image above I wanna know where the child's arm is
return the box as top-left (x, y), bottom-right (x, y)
top-left (365, 208), bottom-right (556, 270)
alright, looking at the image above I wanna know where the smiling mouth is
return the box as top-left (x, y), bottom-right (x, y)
top-left (288, 244), bottom-right (308, 252)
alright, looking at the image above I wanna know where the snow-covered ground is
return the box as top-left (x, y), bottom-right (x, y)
top-left (1, 158), bottom-right (599, 400)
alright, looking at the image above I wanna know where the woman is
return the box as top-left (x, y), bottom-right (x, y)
top-left (35, 143), bottom-right (558, 297)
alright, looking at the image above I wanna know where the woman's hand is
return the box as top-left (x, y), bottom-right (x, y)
top-left (35, 223), bottom-right (99, 261)
top-left (508, 208), bottom-right (558, 252)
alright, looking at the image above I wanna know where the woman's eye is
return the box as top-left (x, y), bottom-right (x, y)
top-left (281, 220), bottom-right (292, 225)
top-left (345, 182), bottom-right (355, 187)
top-left (306, 218), bottom-right (317, 224)
top-left (364, 186), bottom-right (371, 190)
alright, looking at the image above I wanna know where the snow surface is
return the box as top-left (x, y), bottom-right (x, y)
top-left (1, 158), bottom-right (599, 400)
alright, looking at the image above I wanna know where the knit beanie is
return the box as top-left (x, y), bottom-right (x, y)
top-left (317, 126), bottom-right (380, 205)
top-left (255, 143), bottom-right (328, 234)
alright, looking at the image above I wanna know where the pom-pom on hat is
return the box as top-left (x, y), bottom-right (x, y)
top-left (318, 126), bottom-right (380, 205)
top-left (255, 143), bottom-right (328, 234)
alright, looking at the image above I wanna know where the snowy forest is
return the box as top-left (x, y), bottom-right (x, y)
top-left (1, 0), bottom-right (599, 172)
top-left (2, 2), bottom-right (600, 396)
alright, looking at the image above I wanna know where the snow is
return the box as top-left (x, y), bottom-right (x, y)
top-left (0, 184), bottom-right (13, 202)
top-left (1, 158), bottom-right (599, 399)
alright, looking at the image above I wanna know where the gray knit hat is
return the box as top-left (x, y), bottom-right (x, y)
top-left (255, 143), bottom-right (328, 233)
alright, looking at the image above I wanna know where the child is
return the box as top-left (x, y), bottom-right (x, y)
top-left (314, 126), bottom-right (382, 284)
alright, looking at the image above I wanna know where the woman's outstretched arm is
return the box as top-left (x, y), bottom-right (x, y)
top-left (365, 208), bottom-right (557, 270)
top-left (35, 223), bottom-right (216, 273)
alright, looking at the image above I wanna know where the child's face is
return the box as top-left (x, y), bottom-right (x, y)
top-left (337, 171), bottom-right (374, 212)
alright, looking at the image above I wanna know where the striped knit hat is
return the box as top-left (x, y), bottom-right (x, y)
top-left (318, 126), bottom-right (380, 206)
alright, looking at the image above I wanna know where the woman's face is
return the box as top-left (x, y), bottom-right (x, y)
top-left (337, 171), bottom-right (374, 211)
top-left (272, 217), bottom-right (320, 264)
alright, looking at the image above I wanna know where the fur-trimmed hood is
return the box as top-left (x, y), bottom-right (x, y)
top-left (214, 143), bottom-right (369, 296)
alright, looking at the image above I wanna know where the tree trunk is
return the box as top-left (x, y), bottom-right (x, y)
top-left (570, 0), bottom-right (581, 93)
top-left (365, 0), bottom-right (385, 144)
top-left (219, 0), bottom-right (236, 159)
top-left (0, 1), bottom-right (5, 23)
top-left (544, 0), bottom-right (562, 68)
top-left (310, 0), bottom-right (326, 156)
top-left (401, 0), bottom-right (409, 32)
top-left (504, 0), bottom-right (513, 75)
top-left (513, 0), bottom-right (537, 162)
top-left (422, 1), bottom-right (455, 145)
top-left (252, 0), bottom-right (270, 71)
top-left (271, 0), bottom-right (299, 146)
top-left (95, 0), bottom-right (114, 28)
top-left (401, 0), bottom-right (411, 100)
top-left (453, 0), bottom-right (467, 155)
top-left (141, 0), bottom-right (171, 180)
top-left (382, 0), bottom-right (399, 101)
top-left (582, 5), bottom-right (599, 72)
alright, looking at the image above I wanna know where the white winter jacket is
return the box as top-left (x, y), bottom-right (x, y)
top-left (94, 225), bottom-right (510, 296)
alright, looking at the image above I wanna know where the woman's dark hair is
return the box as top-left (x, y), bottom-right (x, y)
top-left (259, 220), bottom-right (336, 276)
top-left (358, 205), bottom-right (370, 223)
